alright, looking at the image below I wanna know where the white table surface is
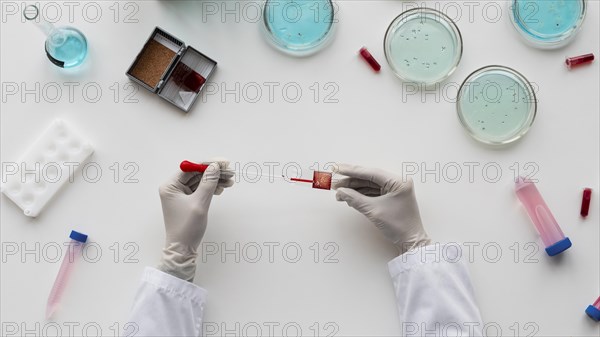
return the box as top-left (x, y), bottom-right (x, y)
top-left (1, 1), bottom-right (599, 336)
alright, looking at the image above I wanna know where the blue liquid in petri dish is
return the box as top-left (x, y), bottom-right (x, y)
top-left (512, 0), bottom-right (585, 47)
top-left (263, 0), bottom-right (334, 54)
top-left (384, 8), bottom-right (462, 85)
top-left (46, 27), bottom-right (88, 68)
top-left (457, 66), bottom-right (536, 145)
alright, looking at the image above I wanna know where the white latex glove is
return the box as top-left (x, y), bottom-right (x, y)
top-left (157, 160), bottom-right (234, 281)
top-left (333, 163), bottom-right (431, 255)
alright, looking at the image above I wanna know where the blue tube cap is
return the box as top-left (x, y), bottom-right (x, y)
top-left (586, 305), bottom-right (600, 322)
top-left (544, 237), bottom-right (571, 256)
top-left (70, 230), bottom-right (88, 243)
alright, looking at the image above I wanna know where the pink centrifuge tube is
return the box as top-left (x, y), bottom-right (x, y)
top-left (515, 177), bottom-right (571, 256)
top-left (46, 230), bottom-right (88, 319)
top-left (586, 296), bottom-right (600, 322)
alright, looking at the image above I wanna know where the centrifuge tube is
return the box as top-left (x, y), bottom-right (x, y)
top-left (46, 230), bottom-right (88, 319)
top-left (581, 188), bottom-right (592, 217)
top-left (515, 177), bottom-right (572, 256)
top-left (566, 53), bottom-right (594, 69)
top-left (359, 47), bottom-right (381, 72)
top-left (586, 296), bottom-right (600, 322)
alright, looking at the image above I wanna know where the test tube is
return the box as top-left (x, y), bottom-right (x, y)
top-left (46, 230), bottom-right (88, 319)
top-left (586, 296), bottom-right (600, 322)
top-left (565, 53), bottom-right (594, 69)
top-left (359, 47), bottom-right (381, 72)
top-left (515, 177), bottom-right (572, 256)
top-left (581, 188), bottom-right (592, 217)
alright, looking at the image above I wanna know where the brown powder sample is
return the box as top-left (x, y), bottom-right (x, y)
top-left (130, 39), bottom-right (176, 88)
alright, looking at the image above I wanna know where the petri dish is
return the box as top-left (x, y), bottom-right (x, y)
top-left (384, 8), bottom-right (463, 85)
top-left (456, 66), bottom-right (537, 146)
top-left (262, 0), bottom-right (336, 56)
top-left (509, 0), bottom-right (586, 49)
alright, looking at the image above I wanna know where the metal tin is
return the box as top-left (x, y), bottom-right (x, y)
top-left (126, 27), bottom-right (217, 112)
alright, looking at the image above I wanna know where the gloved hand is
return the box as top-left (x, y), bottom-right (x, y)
top-left (333, 163), bottom-right (431, 255)
top-left (157, 160), bottom-right (234, 281)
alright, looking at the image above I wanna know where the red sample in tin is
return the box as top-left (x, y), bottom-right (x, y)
top-left (566, 53), bottom-right (594, 69)
top-left (581, 188), bottom-right (592, 217)
top-left (172, 63), bottom-right (206, 92)
top-left (359, 47), bottom-right (381, 72)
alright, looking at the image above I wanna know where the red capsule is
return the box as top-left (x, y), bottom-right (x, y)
top-left (581, 188), bottom-right (592, 217)
top-left (359, 47), bottom-right (381, 72)
top-left (566, 53), bottom-right (595, 69)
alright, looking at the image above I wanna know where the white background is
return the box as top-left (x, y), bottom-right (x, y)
top-left (1, 1), bottom-right (599, 336)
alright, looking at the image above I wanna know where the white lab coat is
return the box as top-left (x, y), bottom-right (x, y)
top-left (126, 244), bottom-right (483, 336)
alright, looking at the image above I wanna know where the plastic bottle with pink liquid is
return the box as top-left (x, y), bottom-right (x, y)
top-left (515, 177), bottom-right (572, 256)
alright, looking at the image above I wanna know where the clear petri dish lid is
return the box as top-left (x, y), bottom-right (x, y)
top-left (261, 0), bottom-right (336, 56)
top-left (383, 7), bottom-right (463, 85)
top-left (456, 65), bottom-right (537, 146)
top-left (509, 0), bottom-right (586, 49)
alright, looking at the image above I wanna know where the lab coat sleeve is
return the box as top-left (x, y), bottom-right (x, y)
top-left (388, 244), bottom-right (484, 336)
top-left (126, 267), bottom-right (207, 337)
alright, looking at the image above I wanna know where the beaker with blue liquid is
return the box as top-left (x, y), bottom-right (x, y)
top-left (23, 5), bottom-right (88, 68)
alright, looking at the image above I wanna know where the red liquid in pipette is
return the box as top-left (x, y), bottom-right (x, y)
top-left (290, 171), bottom-right (332, 190)
top-left (291, 177), bottom-right (313, 183)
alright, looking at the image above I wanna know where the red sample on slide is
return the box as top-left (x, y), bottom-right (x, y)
top-left (312, 171), bottom-right (332, 190)
top-left (290, 171), bottom-right (332, 190)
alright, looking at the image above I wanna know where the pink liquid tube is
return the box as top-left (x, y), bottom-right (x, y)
top-left (515, 177), bottom-right (572, 256)
top-left (586, 296), bottom-right (600, 322)
top-left (46, 230), bottom-right (88, 319)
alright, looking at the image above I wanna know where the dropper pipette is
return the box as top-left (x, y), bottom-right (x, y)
top-left (180, 161), bottom-right (337, 190)
top-left (180, 160), bottom-right (289, 181)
